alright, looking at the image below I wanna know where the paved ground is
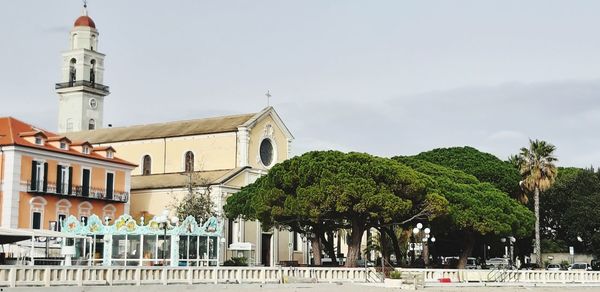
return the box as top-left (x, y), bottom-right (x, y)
top-left (424, 286), bottom-right (600, 292)
top-left (8, 283), bottom-right (600, 292)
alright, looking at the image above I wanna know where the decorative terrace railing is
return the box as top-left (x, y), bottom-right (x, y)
top-left (0, 267), bottom-right (599, 287)
top-left (398, 268), bottom-right (600, 285)
top-left (25, 181), bottom-right (128, 203)
top-left (0, 266), bottom-right (370, 287)
top-left (55, 80), bottom-right (109, 93)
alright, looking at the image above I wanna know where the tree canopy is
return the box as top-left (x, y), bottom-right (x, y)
top-left (394, 156), bottom-right (534, 268)
top-left (541, 167), bottom-right (600, 256)
top-left (413, 146), bottom-right (522, 201)
top-left (225, 148), bottom-right (534, 268)
top-left (224, 150), bottom-right (448, 267)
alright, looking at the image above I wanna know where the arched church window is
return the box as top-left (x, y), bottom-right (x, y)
top-left (90, 59), bottom-right (96, 84)
top-left (88, 119), bottom-right (95, 130)
top-left (184, 151), bottom-right (194, 172)
top-left (69, 58), bottom-right (77, 85)
top-left (142, 155), bottom-right (152, 175)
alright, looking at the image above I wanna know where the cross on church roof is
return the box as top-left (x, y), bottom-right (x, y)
top-left (265, 90), bottom-right (272, 107)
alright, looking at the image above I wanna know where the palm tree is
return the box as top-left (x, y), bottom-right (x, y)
top-left (516, 139), bottom-right (558, 267)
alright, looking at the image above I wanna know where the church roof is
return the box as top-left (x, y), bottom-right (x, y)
top-left (131, 167), bottom-right (251, 190)
top-left (65, 112), bottom-right (257, 144)
top-left (0, 117), bottom-right (136, 167)
top-left (131, 170), bottom-right (233, 190)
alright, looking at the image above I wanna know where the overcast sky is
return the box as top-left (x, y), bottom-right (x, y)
top-left (2, 1), bottom-right (600, 167)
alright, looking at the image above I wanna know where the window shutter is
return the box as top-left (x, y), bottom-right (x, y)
top-left (68, 167), bottom-right (73, 195)
top-left (56, 165), bottom-right (62, 194)
top-left (43, 162), bottom-right (48, 192)
top-left (32, 212), bottom-right (41, 230)
top-left (30, 161), bottom-right (37, 191)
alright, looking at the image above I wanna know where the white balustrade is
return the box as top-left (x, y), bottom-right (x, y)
top-left (0, 266), bottom-right (371, 287)
top-left (398, 268), bottom-right (600, 285)
top-left (1, 266), bottom-right (598, 287)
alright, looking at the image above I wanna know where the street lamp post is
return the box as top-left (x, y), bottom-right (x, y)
top-left (430, 236), bottom-right (436, 265)
top-left (500, 236), bottom-right (516, 269)
top-left (422, 227), bottom-right (431, 265)
top-left (155, 209), bottom-right (179, 266)
top-left (573, 236), bottom-right (584, 264)
top-left (302, 232), bottom-right (314, 266)
top-left (411, 223), bottom-right (434, 267)
top-left (411, 226), bottom-right (420, 264)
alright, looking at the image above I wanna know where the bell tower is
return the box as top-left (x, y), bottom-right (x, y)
top-left (57, 4), bottom-right (109, 133)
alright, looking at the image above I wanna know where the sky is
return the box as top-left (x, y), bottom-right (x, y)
top-left (2, 0), bottom-right (600, 167)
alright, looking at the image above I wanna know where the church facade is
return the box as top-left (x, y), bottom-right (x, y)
top-left (59, 8), bottom-right (304, 266)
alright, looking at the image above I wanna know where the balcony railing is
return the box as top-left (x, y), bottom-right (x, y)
top-left (55, 80), bottom-right (110, 93)
top-left (26, 180), bottom-right (128, 203)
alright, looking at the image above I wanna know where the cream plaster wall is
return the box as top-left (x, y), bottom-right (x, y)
top-left (163, 133), bottom-right (237, 173)
top-left (99, 139), bottom-right (165, 176)
top-left (277, 230), bottom-right (293, 262)
top-left (244, 220), bottom-right (258, 245)
top-left (247, 114), bottom-right (289, 170)
top-left (100, 133), bottom-right (238, 176)
top-left (129, 188), bottom-right (185, 220)
top-left (226, 172), bottom-right (248, 188)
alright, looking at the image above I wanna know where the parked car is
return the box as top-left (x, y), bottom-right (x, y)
top-left (520, 263), bottom-right (540, 270)
top-left (546, 264), bottom-right (560, 271)
top-left (486, 257), bottom-right (510, 269)
top-left (569, 263), bottom-right (591, 271)
top-left (465, 257), bottom-right (480, 269)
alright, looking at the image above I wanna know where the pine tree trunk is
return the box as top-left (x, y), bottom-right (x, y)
top-left (383, 227), bottom-right (403, 265)
top-left (380, 230), bottom-right (388, 262)
top-left (345, 220), bottom-right (365, 267)
top-left (310, 236), bottom-right (322, 266)
top-left (457, 232), bottom-right (474, 269)
top-left (320, 231), bottom-right (338, 265)
top-left (535, 187), bottom-right (542, 267)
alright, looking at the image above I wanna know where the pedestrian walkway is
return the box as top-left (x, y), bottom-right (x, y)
top-left (14, 283), bottom-right (600, 292)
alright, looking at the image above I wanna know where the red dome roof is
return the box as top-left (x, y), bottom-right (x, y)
top-left (74, 15), bottom-right (96, 28)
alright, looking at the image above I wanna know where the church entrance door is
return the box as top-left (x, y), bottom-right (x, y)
top-left (261, 233), bottom-right (272, 266)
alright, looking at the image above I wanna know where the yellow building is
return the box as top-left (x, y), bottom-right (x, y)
top-left (66, 107), bottom-right (304, 266)
top-left (0, 117), bottom-right (135, 230)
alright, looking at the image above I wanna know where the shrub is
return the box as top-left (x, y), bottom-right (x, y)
top-left (223, 256), bottom-right (248, 266)
top-left (390, 271), bottom-right (402, 279)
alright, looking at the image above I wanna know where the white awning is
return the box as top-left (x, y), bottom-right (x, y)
top-left (26, 229), bottom-right (89, 239)
top-left (229, 242), bottom-right (255, 251)
top-left (0, 227), bottom-right (88, 244)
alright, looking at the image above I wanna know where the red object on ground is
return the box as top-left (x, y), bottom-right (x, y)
top-left (438, 278), bottom-right (452, 283)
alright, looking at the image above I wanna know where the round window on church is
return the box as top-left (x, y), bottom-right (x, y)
top-left (260, 139), bottom-right (274, 167)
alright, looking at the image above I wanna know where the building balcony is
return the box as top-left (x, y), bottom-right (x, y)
top-left (25, 180), bottom-right (128, 203)
top-left (55, 80), bottom-right (110, 94)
